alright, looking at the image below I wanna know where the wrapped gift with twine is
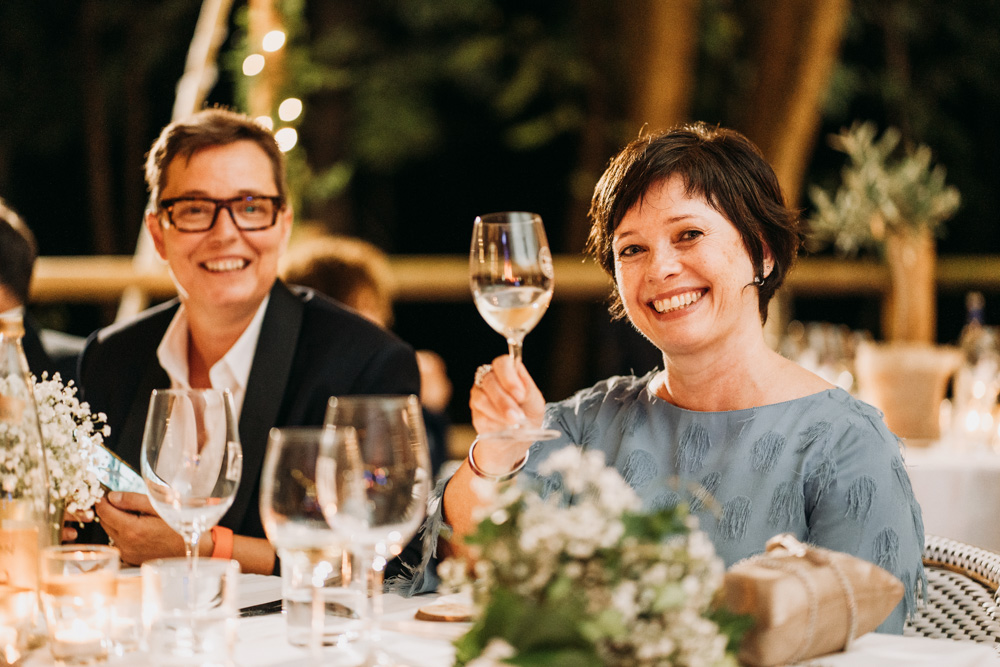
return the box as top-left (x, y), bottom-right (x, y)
top-left (718, 534), bottom-right (904, 667)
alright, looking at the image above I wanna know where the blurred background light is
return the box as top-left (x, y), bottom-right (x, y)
top-left (242, 54), bottom-right (265, 76)
top-left (262, 30), bottom-right (286, 52)
top-left (278, 98), bottom-right (302, 122)
top-left (275, 127), bottom-right (297, 152)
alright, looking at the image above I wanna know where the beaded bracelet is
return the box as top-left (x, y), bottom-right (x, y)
top-left (467, 438), bottom-right (529, 483)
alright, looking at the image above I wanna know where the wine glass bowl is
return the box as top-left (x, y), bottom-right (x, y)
top-left (470, 211), bottom-right (561, 442)
top-left (140, 388), bottom-right (242, 565)
top-left (319, 395), bottom-right (430, 564)
top-left (470, 211), bottom-right (554, 359)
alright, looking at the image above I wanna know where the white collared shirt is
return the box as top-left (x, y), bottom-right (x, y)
top-left (156, 296), bottom-right (270, 422)
top-left (0, 306), bottom-right (25, 318)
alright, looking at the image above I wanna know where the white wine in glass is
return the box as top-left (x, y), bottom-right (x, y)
top-left (470, 211), bottom-right (561, 441)
top-left (140, 388), bottom-right (242, 569)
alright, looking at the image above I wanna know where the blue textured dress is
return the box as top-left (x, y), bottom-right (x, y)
top-left (406, 371), bottom-right (925, 634)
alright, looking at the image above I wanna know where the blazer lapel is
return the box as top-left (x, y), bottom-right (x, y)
top-left (224, 281), bottom-right (303, 531)
top-left (116, 310), bottom-right (175, 471)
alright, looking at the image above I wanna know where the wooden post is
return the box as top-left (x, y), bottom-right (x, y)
top-left (247, 0), bottom-right (284, 119)
top-left (884, 226), bottom-right (936, 343)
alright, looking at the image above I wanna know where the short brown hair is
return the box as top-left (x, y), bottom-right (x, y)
top-left (0, 198), bottom-right (37, 305)
top-left (586, 122), bottom-right (803, 322)
top-left (144, 107), bottom-right (288, 210)
top-left (280, 235), bottom-right (396, 327)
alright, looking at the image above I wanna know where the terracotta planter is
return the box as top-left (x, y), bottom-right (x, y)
top-left (884, 227), bottom-right (936, 344)
top-left (854, 342), bottom-right (961, 445)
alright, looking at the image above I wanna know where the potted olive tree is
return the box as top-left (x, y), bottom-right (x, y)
top-left (808, 122), bottom-right (962, 442)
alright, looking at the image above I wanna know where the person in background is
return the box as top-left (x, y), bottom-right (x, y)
top-left (280, 233), bottom-right (453, 477)
top-left (78, 108), bottom-right (420, 575)
top-left (0, 198), bottom-right (84, 379)
top-left (416, 123), bottom-right (924, 632)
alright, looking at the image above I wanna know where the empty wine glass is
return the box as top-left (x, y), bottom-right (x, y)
top-left (317, 395), bottom-right (431, 666)
top-left (259, 426), bottom-right (364, 663)
top-left (470, 211), bottom-right (561, 441)
top-left (140, 388), bottom-right (242, 569)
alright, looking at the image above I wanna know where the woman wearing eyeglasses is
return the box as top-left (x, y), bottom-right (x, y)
top-left (76, 108), bottom-right (420, 574)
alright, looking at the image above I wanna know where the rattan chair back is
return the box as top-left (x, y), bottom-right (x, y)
top-left (903, 534), bottom-right (1000, 647)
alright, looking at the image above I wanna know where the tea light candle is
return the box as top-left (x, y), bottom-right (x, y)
top-left (50, 618), bottom-right (106, 661)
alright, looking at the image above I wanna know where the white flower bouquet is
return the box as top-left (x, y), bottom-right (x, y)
top-left (30, 373), bottom-right (106, 518)
top-left (441, 446), bottom-right (749, 667)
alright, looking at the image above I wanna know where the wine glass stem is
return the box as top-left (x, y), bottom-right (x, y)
top-left (507, 337), bottom-right (523, 362)
top-left (364, 556), bottom-right (385, 654)
top-left (310, 574), bottom-right (324, 665)
top-left (186, 530), bottom-right (201, 565)
top-left (186, 530), bottom-right (201, 614)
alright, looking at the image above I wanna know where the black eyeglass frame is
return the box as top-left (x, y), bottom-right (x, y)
top-left (158, 195), bottom-right (285, 233)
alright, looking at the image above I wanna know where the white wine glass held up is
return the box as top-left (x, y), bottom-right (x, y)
top-left (470, 211), bottom-right (561, 441)
top-left (317, 395), bottom-right (432, 666)
top-left (139, 388), bottom-right (243, 570)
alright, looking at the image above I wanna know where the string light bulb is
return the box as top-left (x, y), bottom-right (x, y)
top-left (275, 127), bottom-right (298, 152)
top-left (262, 30), bottom-right (286, 52)
top-left (278, 98), bottom-right (302, 122)
top-left (242, 54), bottom-right (265, 76)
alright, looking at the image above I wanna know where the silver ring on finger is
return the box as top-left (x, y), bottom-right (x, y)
top-left (474, 364), bottom-right (493, 388)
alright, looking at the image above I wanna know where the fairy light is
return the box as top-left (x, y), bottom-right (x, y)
top-left (278, 98), bottom-right (302, 122)
top-left (242, 13), bottom-right (303, 155)
top-left (242, 54), bottom-right (265, 76)
top-left (262, 30), bottom-right (286, 52)
top-left (274, 127), bottom-right (298, 152)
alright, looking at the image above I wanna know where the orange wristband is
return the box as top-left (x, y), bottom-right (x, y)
top-left (210, 526), bottom-right (234, 560)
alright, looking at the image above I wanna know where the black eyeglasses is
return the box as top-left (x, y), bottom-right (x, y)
top-left (158, 195), bottom-right (283, 233)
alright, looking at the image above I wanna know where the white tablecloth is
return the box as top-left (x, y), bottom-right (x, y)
top-left (23, 573), bottom-right (1000, 666)
top-left (905, 444), bottom-right (1000, 552)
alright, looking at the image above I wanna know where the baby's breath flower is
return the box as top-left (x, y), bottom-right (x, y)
top-left (1, 373), bottom-right (108, 519)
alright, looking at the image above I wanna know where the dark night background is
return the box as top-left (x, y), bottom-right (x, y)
top-left (2, 0), bottom-right (998, 424)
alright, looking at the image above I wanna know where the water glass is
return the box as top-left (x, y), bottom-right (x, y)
top-left (281, 548), bottom-right (364, 648)
top-left (141, 558), bottom-right (239, 667)
top-left (112, 571), bottom-right (143, 655)
top-left (40, 545), bottom-right (119, 665)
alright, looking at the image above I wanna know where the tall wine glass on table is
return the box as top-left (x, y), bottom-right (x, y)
top-left (140, 388), bottom-right (242, 571)
top-left (318, 395), bottom-right (431, 666)
top-left (470, 211), bottom-right (561, 441)
top-left (260, 426), bottom-right (364, 664)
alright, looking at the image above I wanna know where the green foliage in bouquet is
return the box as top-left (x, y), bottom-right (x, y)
top-left (441, 447), bottom-right (751, 667)
top-left (807, 121), bottom-right (961, 256)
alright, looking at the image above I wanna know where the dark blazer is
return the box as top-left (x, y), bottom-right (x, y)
top-left (22, 315), bottom-right (55, 378)
top-left (79, 280), bottom-right (421, 541)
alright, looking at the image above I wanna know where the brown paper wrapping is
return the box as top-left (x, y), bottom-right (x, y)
top-left (719, 534), bottom-right (904, 667)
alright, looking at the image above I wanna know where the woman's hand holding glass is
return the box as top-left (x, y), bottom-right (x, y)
top-left (468, 355), bottom-right (550, 475)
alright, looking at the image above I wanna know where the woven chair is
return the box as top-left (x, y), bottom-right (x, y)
top-left (903, 534), bottom-right (1000, 648)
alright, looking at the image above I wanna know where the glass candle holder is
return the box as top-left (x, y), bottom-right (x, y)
top-left (40, 545), bottom-right (119, 665)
